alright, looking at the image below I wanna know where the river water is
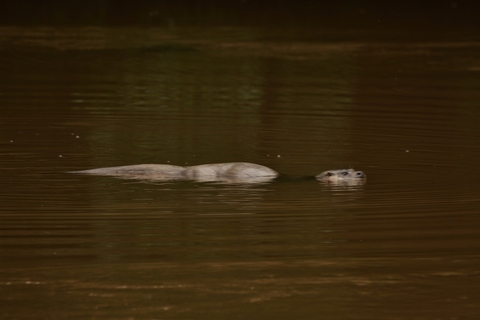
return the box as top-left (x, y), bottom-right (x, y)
top-left (1, 23), bottom-right (480, 319)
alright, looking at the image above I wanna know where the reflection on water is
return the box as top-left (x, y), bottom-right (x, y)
top-left (1, 23), bottom-right (480, 319)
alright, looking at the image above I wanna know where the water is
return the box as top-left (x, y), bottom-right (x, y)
top-left (1, 23), bottom-right (480, 319)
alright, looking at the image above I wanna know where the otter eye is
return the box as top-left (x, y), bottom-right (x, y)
top-left (326, 172), bottom-right (332, 177)
top-left (342, 171), bottom-right (349, 176)
top-left (356, 172), bottom-right (363, 176)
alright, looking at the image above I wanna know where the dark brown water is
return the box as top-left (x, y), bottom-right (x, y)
top-left (2, 21), bottom-right (480, 319)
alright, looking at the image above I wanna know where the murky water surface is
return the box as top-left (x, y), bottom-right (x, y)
top-left (2, 24), bottom-right (480, 319)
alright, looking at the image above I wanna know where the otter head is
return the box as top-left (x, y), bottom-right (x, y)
top-left (316, 169), bottom-right (366, 184)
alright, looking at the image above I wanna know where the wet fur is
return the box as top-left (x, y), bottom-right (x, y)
top-left (71, 162), bottom-right (279, 183)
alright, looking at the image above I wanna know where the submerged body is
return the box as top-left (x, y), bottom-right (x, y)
top-left (71, 162), bottom-right (279, 183)
top-left (71, 162), bottom-right (366, 184)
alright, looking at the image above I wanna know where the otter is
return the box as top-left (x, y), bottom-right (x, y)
top-left (315, 169), bottom-right (366, 183)
top-left (70, 162), bottom-right (366, 184)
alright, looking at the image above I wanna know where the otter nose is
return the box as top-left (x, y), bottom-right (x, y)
top-left (356, 171), bottom-right (365, 178)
